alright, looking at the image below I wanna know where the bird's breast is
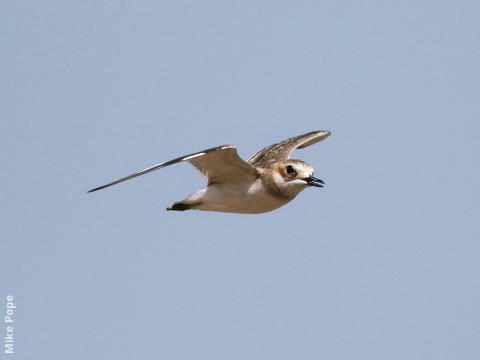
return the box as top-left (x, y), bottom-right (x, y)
top-left (193, 179), bottom-right (290, 214)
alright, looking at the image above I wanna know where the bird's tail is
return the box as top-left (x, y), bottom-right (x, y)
top-left (166, 201), bottom-right (193, 211)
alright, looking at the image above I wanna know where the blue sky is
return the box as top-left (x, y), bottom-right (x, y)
top-left (2, 1), bottom-right (479, 359)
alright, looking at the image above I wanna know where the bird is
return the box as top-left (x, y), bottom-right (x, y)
top-left (88, 130), bottom-right (331, 214)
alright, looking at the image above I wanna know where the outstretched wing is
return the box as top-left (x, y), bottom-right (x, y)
top-left (248, 130), bottom-right (331, 167)
top-left (87, 145), bottom-right (258, 193)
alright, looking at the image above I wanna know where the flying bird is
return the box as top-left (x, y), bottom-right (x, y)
top-left (88, 130), bottom-right (331, 213)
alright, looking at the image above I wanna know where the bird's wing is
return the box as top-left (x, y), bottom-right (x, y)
top-left (87, 145), bottom-right (258, 193)
top-left (248, 130), bottom-right (331, 167)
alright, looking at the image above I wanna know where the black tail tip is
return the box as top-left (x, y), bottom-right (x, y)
top-left (166, 202), bottom-right (192, 211)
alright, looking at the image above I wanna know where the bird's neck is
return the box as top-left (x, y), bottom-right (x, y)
top-left (261, 172), bottom-right (299, 201)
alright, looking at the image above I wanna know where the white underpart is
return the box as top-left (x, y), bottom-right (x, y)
top-left (183, 179), bottom-right (289, 214)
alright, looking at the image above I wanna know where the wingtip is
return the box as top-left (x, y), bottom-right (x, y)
top-left (87, 186), bottom-right (104, 193)
top-left (315, 130), bottom-right (331, 140)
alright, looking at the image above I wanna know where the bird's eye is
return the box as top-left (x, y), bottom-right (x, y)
top-left (286, 165), bottom-right (296, 174)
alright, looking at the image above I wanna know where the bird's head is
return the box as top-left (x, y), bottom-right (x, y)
top-left (271, 160), bottom-right (324, 198)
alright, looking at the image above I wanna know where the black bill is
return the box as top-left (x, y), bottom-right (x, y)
top-left (303, 176), bottom-right (325, 188)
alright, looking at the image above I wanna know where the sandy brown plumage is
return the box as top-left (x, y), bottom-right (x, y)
top-left (248, 130), bottom-right (331, 168)
top-left (88, 130), bottom-right (331, 214)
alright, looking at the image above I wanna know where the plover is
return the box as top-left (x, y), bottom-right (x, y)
top-left (88, 130), bottom-right (331, 213)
